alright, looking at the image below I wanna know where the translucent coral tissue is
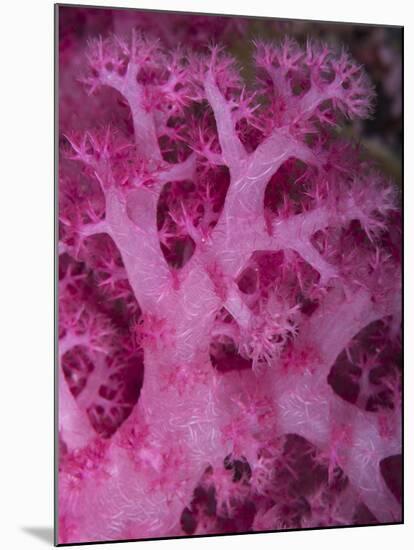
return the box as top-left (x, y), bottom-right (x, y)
top-left (57, 6), bottom-right (402, 544)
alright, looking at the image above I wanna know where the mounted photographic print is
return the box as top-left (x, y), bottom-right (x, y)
top-left (56, 4), bottom-right (403, 545)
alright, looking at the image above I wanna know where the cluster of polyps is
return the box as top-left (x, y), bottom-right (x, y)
top-left (58, 30), bottom-right (401, 543)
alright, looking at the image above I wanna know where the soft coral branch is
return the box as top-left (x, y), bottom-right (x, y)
top-left (255, 38), bottom-right (375, 127)
top-left (204, 63), bottom-right (246, 170)
top-left (85, 32), bottom-right (162, 161)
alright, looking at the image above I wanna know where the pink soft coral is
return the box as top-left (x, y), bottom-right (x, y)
top-left (58, 13), bottom-right (401, 544)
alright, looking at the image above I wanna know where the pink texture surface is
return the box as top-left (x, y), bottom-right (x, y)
top-left (58, 7), bottom-right (402, 543)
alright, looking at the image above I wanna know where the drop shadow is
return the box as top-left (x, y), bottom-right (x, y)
top-left (22, 526), bottom-right (54, 545)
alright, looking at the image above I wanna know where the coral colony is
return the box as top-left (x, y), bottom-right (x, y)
top-left (58, 10), bottom-right (402, 544)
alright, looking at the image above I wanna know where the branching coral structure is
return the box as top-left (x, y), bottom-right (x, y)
top-left (58, 25), bottom-right (402, 543)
